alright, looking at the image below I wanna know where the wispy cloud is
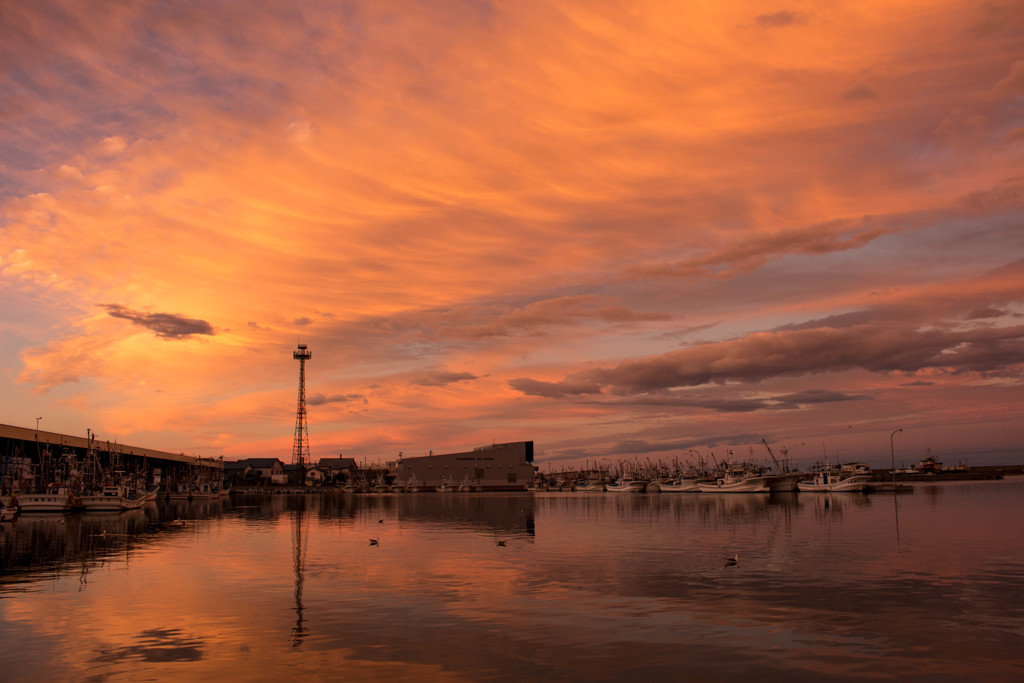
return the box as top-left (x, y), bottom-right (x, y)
top-left (2, 1), bottom-right (1023, 465)
top-left (102, 305), bottom-right (215, 339)
top-left (411, 371), bottom-right (479, 387)
top-left (754, 10), bottom-right (808, 28)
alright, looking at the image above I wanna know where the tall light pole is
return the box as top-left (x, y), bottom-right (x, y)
top-left (890, 426), bottom-right (904, 551)
top-left (292, 344), bottom-right (312, 469)
top-left (36, 417), bottom-right (42, 431)
top-left (890, 427), bottom-right (903, 483)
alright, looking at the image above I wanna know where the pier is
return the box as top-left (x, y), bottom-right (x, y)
top-left (0, 422), bottom-right (221, 494)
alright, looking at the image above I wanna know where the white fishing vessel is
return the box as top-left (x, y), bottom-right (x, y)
top-left (605, 479), bottom-right (646, 492)
top-left (658, 478), bottom-right (703, 492)
top-left (797, 470), bottom-right (871, 492)
top-left (697, 468), bottom-right (772, 493)
top-left (15, 486), bottom-right (77, 513)
top-left (80, 485), bottom-right (130, 511)
top-left (766, 474), bottom-right (802, 492)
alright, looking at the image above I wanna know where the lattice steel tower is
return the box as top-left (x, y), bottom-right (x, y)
top-left (292, 343), bottom-right (312, 467)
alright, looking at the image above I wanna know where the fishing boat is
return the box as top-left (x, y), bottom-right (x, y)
top-left (797, 470), bottom-right (871, 492)
top-left (575, 481), bottom-right (606, 492)
top-left (658, 478), bottom-right (703, 492)
top-left (1, 499), bottom-right (17, 521)
top-left (697, 467), bottom-right (772, 493)
top-left (14, 486), bottom-right (78, 513)
top-left (167, 482), bottom-right (192, 500)
top-left (766, 473), bottom-right (802, 492)
top-left (605, 479), bottom-right (646, 492)
top-left (80, 484), bottom-right (131, 511)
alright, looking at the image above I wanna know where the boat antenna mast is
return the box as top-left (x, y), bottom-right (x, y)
top-left (761, 438), bottom-right (783, 472)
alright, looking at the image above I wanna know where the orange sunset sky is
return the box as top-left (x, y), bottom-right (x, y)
top-left (2, 1), bottom-right (1022, 468)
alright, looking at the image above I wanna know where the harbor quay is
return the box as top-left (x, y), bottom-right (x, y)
top-left (0, 423), bottom-right (223, 508)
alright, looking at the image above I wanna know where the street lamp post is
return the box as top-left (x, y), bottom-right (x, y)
top-left (890, 427), bottom-right (903, 484)
top-left (36, 417), bottom-right (42, 431)
top-left (890, 427), bottom-right (904, 551)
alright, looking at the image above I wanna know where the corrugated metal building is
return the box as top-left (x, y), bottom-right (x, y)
top-left (395, 441), bottom-right (535, 491)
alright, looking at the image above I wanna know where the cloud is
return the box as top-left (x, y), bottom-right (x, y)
top-left (506, 378), bottom-right (603, 399)
top-left (772, 389), bottom-right (865, 406)
top-left (307, 393), bottom-right (366, 406)
top-left (411, 371), bottom-right (479, 387)
top-left (754, 11), bottom-right (807, 28)
top-left (585, 388), bottom-right (867, 413)
top-left (101, 305), bottom-right (215, 339)
top-left (631, 216), bottom-right (892, 280)
top-left (511, 322), bottom-right (1024, 397)
top-left (841, 84), bottom-right (877, 100)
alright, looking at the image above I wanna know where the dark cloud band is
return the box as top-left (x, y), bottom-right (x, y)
top-left (102, 304), bottom-right (215, 339)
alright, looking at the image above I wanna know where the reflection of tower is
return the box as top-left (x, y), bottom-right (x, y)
top-left (290, 503), bottom-right (309, 647)
top-left (292, 343), bottom-right (312, 467)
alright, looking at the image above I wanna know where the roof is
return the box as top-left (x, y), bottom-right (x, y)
top-left (317, 457), bottom-right (358, 469)
top-left (0, 423), bottom-right (218, 467)
top-left (235, 458), bottom-right (284, 468)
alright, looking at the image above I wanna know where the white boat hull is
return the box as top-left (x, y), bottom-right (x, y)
top-left (605, 481), bottom-right (646, 492)
top-left (16, 493), bottom-right (74, 512)
top-left (798, 474), bottom-right (871, 492)
top-left (767, 474), bottom-right (802, 492)
top-left (698, 476), bottom-right (771, 493)
top-left (658, 479), bottom-right (702, 492)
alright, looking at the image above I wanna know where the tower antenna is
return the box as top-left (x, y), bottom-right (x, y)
top-left (292, 343), bottom-right (312, 468)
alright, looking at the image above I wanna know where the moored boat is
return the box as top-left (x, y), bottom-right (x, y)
top-left (658, 478), bottom-right (703, 492)
top-left (766, 473), bottom-right (802, 492)
top-left (697, 468), bottom-right (771, 493)
top-left (15, 487), bottom-right (78, 513)
top-left (797, 470), bottom-right (871, 492)
top-left (605, 479), bottom-right (646, 493)
top-left (80, 485), bottom-right (130, 511)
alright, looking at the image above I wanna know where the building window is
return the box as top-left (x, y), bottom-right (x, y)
top-left (507, 473), bottom-right (517, 483)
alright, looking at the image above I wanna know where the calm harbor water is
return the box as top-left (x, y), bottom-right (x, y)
top-left (2, 480), bottom-right (1023, 681)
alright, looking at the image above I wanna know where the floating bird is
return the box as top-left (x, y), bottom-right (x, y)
top-left (369, 538), bottom-right (379, 546)
top-left (724, 553), bottom-right (738, 566)
top-left (378, 519), bottom-right (384, 524)
top-left (495, 540), bottom-right (507, 547)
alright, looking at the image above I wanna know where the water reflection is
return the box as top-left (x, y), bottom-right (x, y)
top-left (291, 504), bottom-right (308, 647)
top-left (0, 485), bottom-right (1022, 682)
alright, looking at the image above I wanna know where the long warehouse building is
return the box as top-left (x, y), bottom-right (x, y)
top-left (394, 441), bottom-right (536, 491)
